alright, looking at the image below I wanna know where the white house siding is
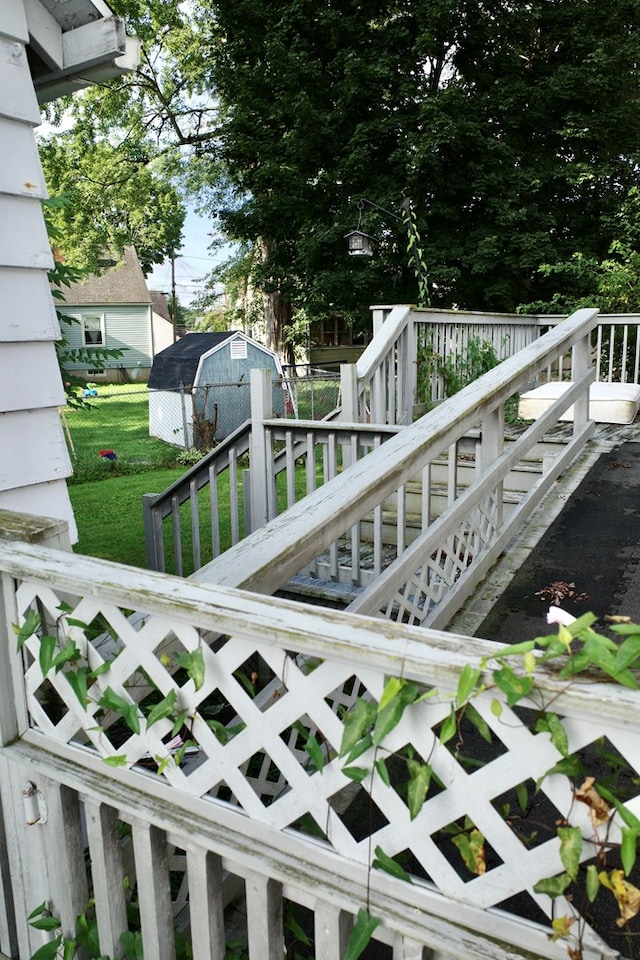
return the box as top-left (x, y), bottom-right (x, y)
top-left (0, 3), bottom-right (76, 542)
top-left (61, 304), bottom-right (154, 375)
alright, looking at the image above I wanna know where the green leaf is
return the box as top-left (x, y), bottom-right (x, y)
top-left (536, 712), bottom-right (569, 758)
top-left (146, 689), bottom-right (178, 729)
top-left (515, 782), bottom-right (528, 812)
top-left (374, 757), bottom-right (390, 787)
top-left (439, 707), bottom-right (457, 745)
top-left (451, 829), bottom-right (485, 875)
top-left (51, 640), bottom-right (80, 672)
top-left (339, 699), bottom-right (376, 757)
top-left (38, 635), bottom-right (56, 677)
top-left (621, 827), bottom-right (638, 875)
top-left (596, 784), bottom-right (640, 831)
top-left (344, 909), bottom-right (381, 960)
top-left (28, 902), bottom-right (48, 920)
top-left (533, 873), bottom-right (572, 898)
top-left (343, 733), bottom-right (373, 766)
top-left (615, 635), bottom-right (640, 673)
top-left (492, 667), bottom-right (533, 706)
top-left (342, 766), bottom-right (369, 783)
top-left (490, 698), bottom-right (503, 718)
top-left (103, 754), bottom-right (128, 767)
top-left (586, 864), bottom-right (600, 903)
top-left (456, 665), bottom-right (481, 706)
top-left (98, 687), bottom-right (140, 735)
top-left (466, 704), bottom-right (491, 743)
top-left (406, 760), bottom-right (432, 820)
top-left (378, 677), bottom-right (404, 712)
top-left (558, 826), bottom-right (582, 881)
top-left (372, 680), bottom-right (419, 746)
top-left (372, 845), bottom-right (413, 884)
top-left (29, 938), bottom-right (63, 960)
top-left (492, 639), bottom-right (536, 659)
top-left (65, 669), bottom-right (88, 706)
top-left (29, 916), bottom-right (61, 931)
top-left (176, 648), bottom-right (205, 691)
top-left (304, 735), bottom-right (324, 773)
top-left (13, 608), bottom-right (41, 652)
top-left (62, 938), bottom-right (77, 960)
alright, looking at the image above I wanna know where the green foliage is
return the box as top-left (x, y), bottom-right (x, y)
top-left (337, 611), bottom-right (640, 953)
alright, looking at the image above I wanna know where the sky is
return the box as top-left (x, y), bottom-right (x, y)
top-left (145, 206), bottom-right (230, 308)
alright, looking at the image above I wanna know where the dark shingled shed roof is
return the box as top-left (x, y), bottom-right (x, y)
top-left (148, 331), bottom-right (240, 390)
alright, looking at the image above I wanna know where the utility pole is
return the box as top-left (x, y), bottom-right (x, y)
top-left (171, 250), bottom-right (177, 341)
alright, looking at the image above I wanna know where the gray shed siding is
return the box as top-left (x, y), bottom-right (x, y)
top-left (194, 339), bottom-right (284, 442)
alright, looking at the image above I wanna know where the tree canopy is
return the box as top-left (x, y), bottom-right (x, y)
top-left (42, 0), bottom-right (640, 355)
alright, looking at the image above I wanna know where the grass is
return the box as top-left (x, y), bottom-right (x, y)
top-left (69, 468), bottom-right (182, 568)
top-left (64, 384), bottom-right (178, 483)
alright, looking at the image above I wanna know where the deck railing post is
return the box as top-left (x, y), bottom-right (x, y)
top-left (142, 493), bottom-right (162, 571)
top-left (250, 368), bottom-right (273, 531)
top-left (571, 323), bottom-right (594, 431)
top-left (340, 364), bottom-right (358, 422)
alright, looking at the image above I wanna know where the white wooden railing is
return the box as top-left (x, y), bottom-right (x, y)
top-left (0, 510), bottom-right (629, 960)
top-left (344, 307), bottom-right (640, 426)
top-left (196, 309), bottom-right (598, 630)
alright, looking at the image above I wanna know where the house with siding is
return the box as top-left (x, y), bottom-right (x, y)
top-left (58, 245), bottom-right (174, 383)
top-left (0, 0), bottom-right (139, 543)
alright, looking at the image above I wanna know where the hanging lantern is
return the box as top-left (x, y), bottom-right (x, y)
top-left (345, 230), bottom-right (375, 256)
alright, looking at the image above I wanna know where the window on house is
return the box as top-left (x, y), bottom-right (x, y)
top-left (82, 315), bottom-right (104, 346)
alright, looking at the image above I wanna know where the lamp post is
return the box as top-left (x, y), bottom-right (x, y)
top-left (346, 196), bottom-right (430, 306)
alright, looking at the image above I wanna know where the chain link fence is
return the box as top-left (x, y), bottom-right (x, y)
top-left (62, 370), bottom-right (343, 480)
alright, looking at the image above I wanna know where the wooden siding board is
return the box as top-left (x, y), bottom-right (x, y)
top-left (0, 195), bottom-right (53, 269)
top-left (0, 408), bottom-right (71, 492)
top-left (0, 482), bottom-right (77, 542)
top-left (0, 1), bottom-right (29, 44)
top-left (0, 35), bottom-right (40, 124)
top-left (0, 266), bottom-right (59, 340)
top-left (0, 342), bottom-right (65, 410)
top-left (0, 117), bottom-right (47, 198)
top-left (24, 0), bottom-right (63, 71)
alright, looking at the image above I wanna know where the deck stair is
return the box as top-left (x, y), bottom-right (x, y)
top-left (282, 429), bottom-right (572, 608)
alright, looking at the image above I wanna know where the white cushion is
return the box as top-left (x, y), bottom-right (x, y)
top-left (518, 381), bottom-right (640, 424)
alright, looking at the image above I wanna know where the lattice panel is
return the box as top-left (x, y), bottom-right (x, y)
top-left (382, 499), bottom-right (500, 626)
top-left (12, 577), bottom-right (639, 937)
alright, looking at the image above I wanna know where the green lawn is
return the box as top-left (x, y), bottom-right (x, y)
top-left (69, 468), bottom-right (182, 568)
top-left (64, 385), bottom-right (178, 482)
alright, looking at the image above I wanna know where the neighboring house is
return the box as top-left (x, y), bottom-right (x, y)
top-left (58, 246), bottom-right (174, 382)
top-left (0, 1), bottom-right (139, 541)
top-left (148, 331), bottom-right (285, 447)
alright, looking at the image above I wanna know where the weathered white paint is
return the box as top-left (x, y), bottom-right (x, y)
top-left (0, 342), bottom-right (65, 411)
top-left (0, 515), bottom-right (627, 960)
top-left (0, 34), bottom-right (40, 123)
top-left (23, 0), bottom-right (62, 70)
top-left (0, 267), bottom-right (59, 340)
top-left (0, 196), bottom-right (53, 269)
top-left (0, 409), bottom-right (71, 492)
top-left (0, 2), bottom-right (29, 46)
top-left (0, 117), bottom-right (47, 197)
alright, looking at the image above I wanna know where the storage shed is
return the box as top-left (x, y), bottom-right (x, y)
top-left (148, 331), bottom-right (285, 448)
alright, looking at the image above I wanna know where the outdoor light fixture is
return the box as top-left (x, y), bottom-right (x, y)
top-left (345, 197), bottom-right (402, 257)
top-left (344, 229), bottom-right (375, 256)
top-left (346, 196), bottom-right (431, 307)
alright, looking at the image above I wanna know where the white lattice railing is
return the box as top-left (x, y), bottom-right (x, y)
top-left (0, 512), bottom-right (632, 960)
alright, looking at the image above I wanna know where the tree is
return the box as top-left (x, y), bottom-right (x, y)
top-left (42, 0), bottom-right (640, 360)
top-left (38, 127), bottom-right (185, 274)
